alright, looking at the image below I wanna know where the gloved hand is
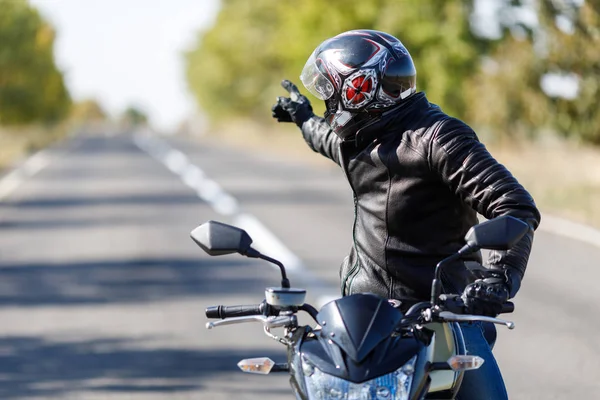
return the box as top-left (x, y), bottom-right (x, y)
top-left (271, 80), bottom-right (314, 127)
top-left (462, 275), bottom-right (510, 317)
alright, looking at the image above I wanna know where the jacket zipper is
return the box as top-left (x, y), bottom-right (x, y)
top-left (343, 198), bottom-right (360, 295)
top-left (339, 143), bottom-right (360, 296)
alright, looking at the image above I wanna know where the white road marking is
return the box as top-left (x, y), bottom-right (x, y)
top-left (0, 150), bottom-right (51, 200)
top-left (133, 132), bottom-right (338, 306)
top-left (163, 150), bottom-right (189, 174)
top-left (0, 170), bottom-right (23, 199)
top-left (181, 165), bottom-right (205, 189)
top-left (23, 152), bottom-right (50, 175)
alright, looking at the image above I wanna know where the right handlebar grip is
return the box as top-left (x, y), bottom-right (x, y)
top-left (500, 302), bottom-right (515, 314)
top-left (205, 304), bottom-right (263, 319)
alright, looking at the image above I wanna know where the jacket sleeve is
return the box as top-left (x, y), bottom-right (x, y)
top-left (300, 116), bottom-right (342, 166)
top-left (428, 118), bottom-right (541, 298)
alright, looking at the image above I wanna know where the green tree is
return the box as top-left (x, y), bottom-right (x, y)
top-left (0, 0), bottom-right (71, 125)
top-left (466, 0), bottom-right (600, 143)
top-left (540, 1), bottom-right (600, 144)
top-left (464, 37), bottom-right (550, 141)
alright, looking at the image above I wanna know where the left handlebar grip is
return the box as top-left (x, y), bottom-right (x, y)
top-left (205, 304), bottom-right (263, 319)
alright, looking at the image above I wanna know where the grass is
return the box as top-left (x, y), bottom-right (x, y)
top-left (195, 119), bottom-right (600, 228)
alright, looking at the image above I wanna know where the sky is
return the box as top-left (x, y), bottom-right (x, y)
top-left (30, 0), bottom-right (221, 131)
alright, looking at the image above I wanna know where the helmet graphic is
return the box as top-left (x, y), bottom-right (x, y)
top-left (300, 30), bottom-right (417, 140)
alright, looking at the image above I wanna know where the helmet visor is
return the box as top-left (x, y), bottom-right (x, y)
top-left (300, 51), bottom-right (334, 100)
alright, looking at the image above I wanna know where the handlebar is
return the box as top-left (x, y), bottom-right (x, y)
top-left (205, 304), bottom-right (263, 319)
top-left (205, 297), bottom-right (515, 333)
top-left (436, 294), bottom-right (515, 315)
top-left (501, 302), bottom-right (514, 314)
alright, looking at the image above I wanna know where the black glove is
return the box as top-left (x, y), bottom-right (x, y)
top-left (462, 275), bottom-right (510, 317)
top-left (271, 80), bottom-right (314, 127)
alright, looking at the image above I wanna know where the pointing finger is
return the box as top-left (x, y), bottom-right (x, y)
top-left (281, 79), bottom-right (301, 101)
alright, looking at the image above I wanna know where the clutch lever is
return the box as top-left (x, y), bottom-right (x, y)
top-left (206, 315), bottom-right (295, 330)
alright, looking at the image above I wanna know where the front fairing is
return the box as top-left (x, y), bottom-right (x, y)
top-left (301, 331), bottom-right (423, 382)
top-left (293, 333), bottom-right (430, 400)
top-left (289, 294), bottom-right (434, 400)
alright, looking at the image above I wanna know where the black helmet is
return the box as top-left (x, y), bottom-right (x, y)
top-left (300, 30), bottom-right (417, 140)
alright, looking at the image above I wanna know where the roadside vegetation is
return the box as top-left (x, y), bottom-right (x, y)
top-left (0, 0), bottom-right (70, 169)
top-left (186, 0), bottom-right (600, 227)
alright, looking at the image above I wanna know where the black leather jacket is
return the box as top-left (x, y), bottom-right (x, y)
top-left (300, 93), bottom-right (541, 303)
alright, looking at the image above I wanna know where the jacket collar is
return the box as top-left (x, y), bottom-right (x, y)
top-left (354, 92), bottom-right (430, 148)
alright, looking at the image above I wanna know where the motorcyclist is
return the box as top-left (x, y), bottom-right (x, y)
top-left (272, 29), bottom-right (541, 399)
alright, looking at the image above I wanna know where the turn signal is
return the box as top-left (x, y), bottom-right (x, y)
top-left (237, 357), bottom-right (275, 374)
top-left (447, 355), bottom-right (485, 371)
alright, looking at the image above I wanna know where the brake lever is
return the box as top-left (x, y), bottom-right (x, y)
top-left (206, 315), bottom-right (295, 330)
top-left (437, 311), bottom-right (515, 330)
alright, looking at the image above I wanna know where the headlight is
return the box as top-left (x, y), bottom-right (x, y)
top-left (303, 356), bottom-right (416, 400)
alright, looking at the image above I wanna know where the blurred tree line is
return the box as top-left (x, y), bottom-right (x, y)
top-left (0, 0), bottom-right (71, 125)
top-left (186, 0), bottom-right (599, 145)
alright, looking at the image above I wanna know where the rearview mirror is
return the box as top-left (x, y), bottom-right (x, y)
top-left (464, 216), bottom-right (529, 251)
top-left (190, 221), bottom-right (254, 256)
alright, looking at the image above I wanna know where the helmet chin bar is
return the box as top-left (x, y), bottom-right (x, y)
top-left (325, 109), bottom-right (382, 142)
top-left (325, 96), bottom-right (414, 142)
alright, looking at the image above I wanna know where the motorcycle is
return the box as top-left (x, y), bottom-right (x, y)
top-left (191, 215), bottom-right (528, 399)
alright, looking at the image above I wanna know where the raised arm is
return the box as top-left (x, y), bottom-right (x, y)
top-left (299, 116), bottom-right (341, 165)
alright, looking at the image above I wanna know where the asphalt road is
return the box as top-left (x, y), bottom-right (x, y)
top-left (0, 131), bottom-right (598, 399)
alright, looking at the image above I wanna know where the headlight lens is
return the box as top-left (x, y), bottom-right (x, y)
top-left (304, 356), bottom-right (416, 400)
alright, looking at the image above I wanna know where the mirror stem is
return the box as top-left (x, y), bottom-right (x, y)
top-left (430, 245), bottom-right (474, 305)
top-left (246, 249), bottom-right (290, 288)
